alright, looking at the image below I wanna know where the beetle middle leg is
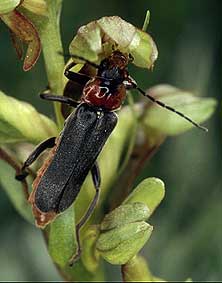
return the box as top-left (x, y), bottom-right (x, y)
top-left (15, 137), bottom-right (56, 181)
top-left (40, 93), bottom-right (80, 108)
top-left (69, 162), bottom-right (101, 266)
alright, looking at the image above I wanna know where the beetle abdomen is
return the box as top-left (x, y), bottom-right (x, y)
top-left (29, 103), bottom-right (117, 227)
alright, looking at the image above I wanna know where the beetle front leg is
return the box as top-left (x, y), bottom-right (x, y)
top-left (69, 162), bottom-right (101, 266)
top-left (64, 62), bottom-right (91, 85)
top-left (15, 137), bottom-right (56, 181)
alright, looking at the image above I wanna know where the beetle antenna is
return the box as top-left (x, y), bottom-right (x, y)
top-left (136, 87), bottom-right (208, 132)
top-left (58, 51), bottom-right (100, 69)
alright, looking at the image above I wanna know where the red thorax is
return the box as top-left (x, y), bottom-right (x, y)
top-left (81, 77), bottom-right (126, 111)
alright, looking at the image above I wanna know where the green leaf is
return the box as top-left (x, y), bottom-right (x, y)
top-left (0, 159), bottom-right (33, 223)
top-left (142, 84), bottom-right (217, 135)
top-left (0, 91), bottom-right (58, 144)
top-left (48, 205), bottom-right (77, 268)
top-left (124, 177), bottom-right (165, 218)
top-left (0, 0), bottom-right (20, 14)
top-left (69, 16), bottom-right (158, 69)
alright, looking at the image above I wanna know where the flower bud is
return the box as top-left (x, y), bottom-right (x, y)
top-left (96, 221), bottom-right (153, 265)
top-left (101, 202), bottom-right (150, 231)
top-left (124, 177), bottom-right (165, 218)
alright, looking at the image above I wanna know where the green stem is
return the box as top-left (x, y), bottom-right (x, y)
top-left (37, 0), bottom-right (65, 128)
top-left (115, 93), bottom-right (138, 179)
top-left (121, 255), bottom-right (153, 282)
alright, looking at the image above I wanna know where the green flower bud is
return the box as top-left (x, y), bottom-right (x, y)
top-left (96, 222), bottom-right (153, 265)
top-left (124, 178), bottom-right (165, 218)
top-left (101, 202), bottom-right (150, 231)
top-left (69, 16), bottom-right (158, 70)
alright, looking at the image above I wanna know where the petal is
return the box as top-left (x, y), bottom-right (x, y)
top-left (0, 0), bottom-right (21, 14)
top-left (1, 9), bottom-right (41, 71)
top-left (69, 16), bottom-right (158, 69)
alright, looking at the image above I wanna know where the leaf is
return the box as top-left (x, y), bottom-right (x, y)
top-left (124, 177), bottom-right (165, 218)
top-left (69, 16), bottom-right (158, 69)
top-left (0, 0), bottom-right (20, 14)
top-left (0, 159), bottom-right (33, 223)
top-left (0, 90), bottom-right (58, 144)
top-left (142, 84), bottom-right (217, 135)
top-left (48, 205), bottom-right (77, 268)
top-left (0, 9), bottom-right (41, 71)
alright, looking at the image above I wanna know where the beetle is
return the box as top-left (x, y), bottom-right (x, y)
top-left (16, 49), bottom-right (207, 265)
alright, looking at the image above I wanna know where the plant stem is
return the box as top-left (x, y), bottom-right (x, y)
top-left (36, 0), bottom-right (65, 128)
top-left (121, 255), bottom-right (153, 282)
top-left (0, 147), bottom-right (29, 199)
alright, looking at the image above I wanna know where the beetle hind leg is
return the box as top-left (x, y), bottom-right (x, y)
top-left (69, 162), bottom-right (101, 266)
top-left (15, 137), bottom-right (56, 181)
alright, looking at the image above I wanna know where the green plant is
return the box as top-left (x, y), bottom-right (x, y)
top-left (0, 1), bottom-right (217, 281)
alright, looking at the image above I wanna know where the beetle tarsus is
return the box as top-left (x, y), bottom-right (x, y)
top-left (69, 246), bottom-right (81, 266)
top-left (15, 170), bottom-right (29, 181)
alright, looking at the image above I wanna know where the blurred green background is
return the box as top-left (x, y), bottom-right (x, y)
top-left (0, 0), bottom-right (221, 281)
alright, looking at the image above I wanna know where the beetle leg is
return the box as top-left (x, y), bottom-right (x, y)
top-left (15, 137), bottom-right (56, 181)
top-left (40, 93), bottom-right (80, 108)
top-left (69, 162), bottom-right (101, 266)
top-left (64, 62), bottom-right (92, 85)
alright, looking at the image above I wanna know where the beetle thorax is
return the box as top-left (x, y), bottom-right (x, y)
top-left (82, 77), bottom-right (126, 111)
top-left (81, 51), bottom-right (129, 111)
